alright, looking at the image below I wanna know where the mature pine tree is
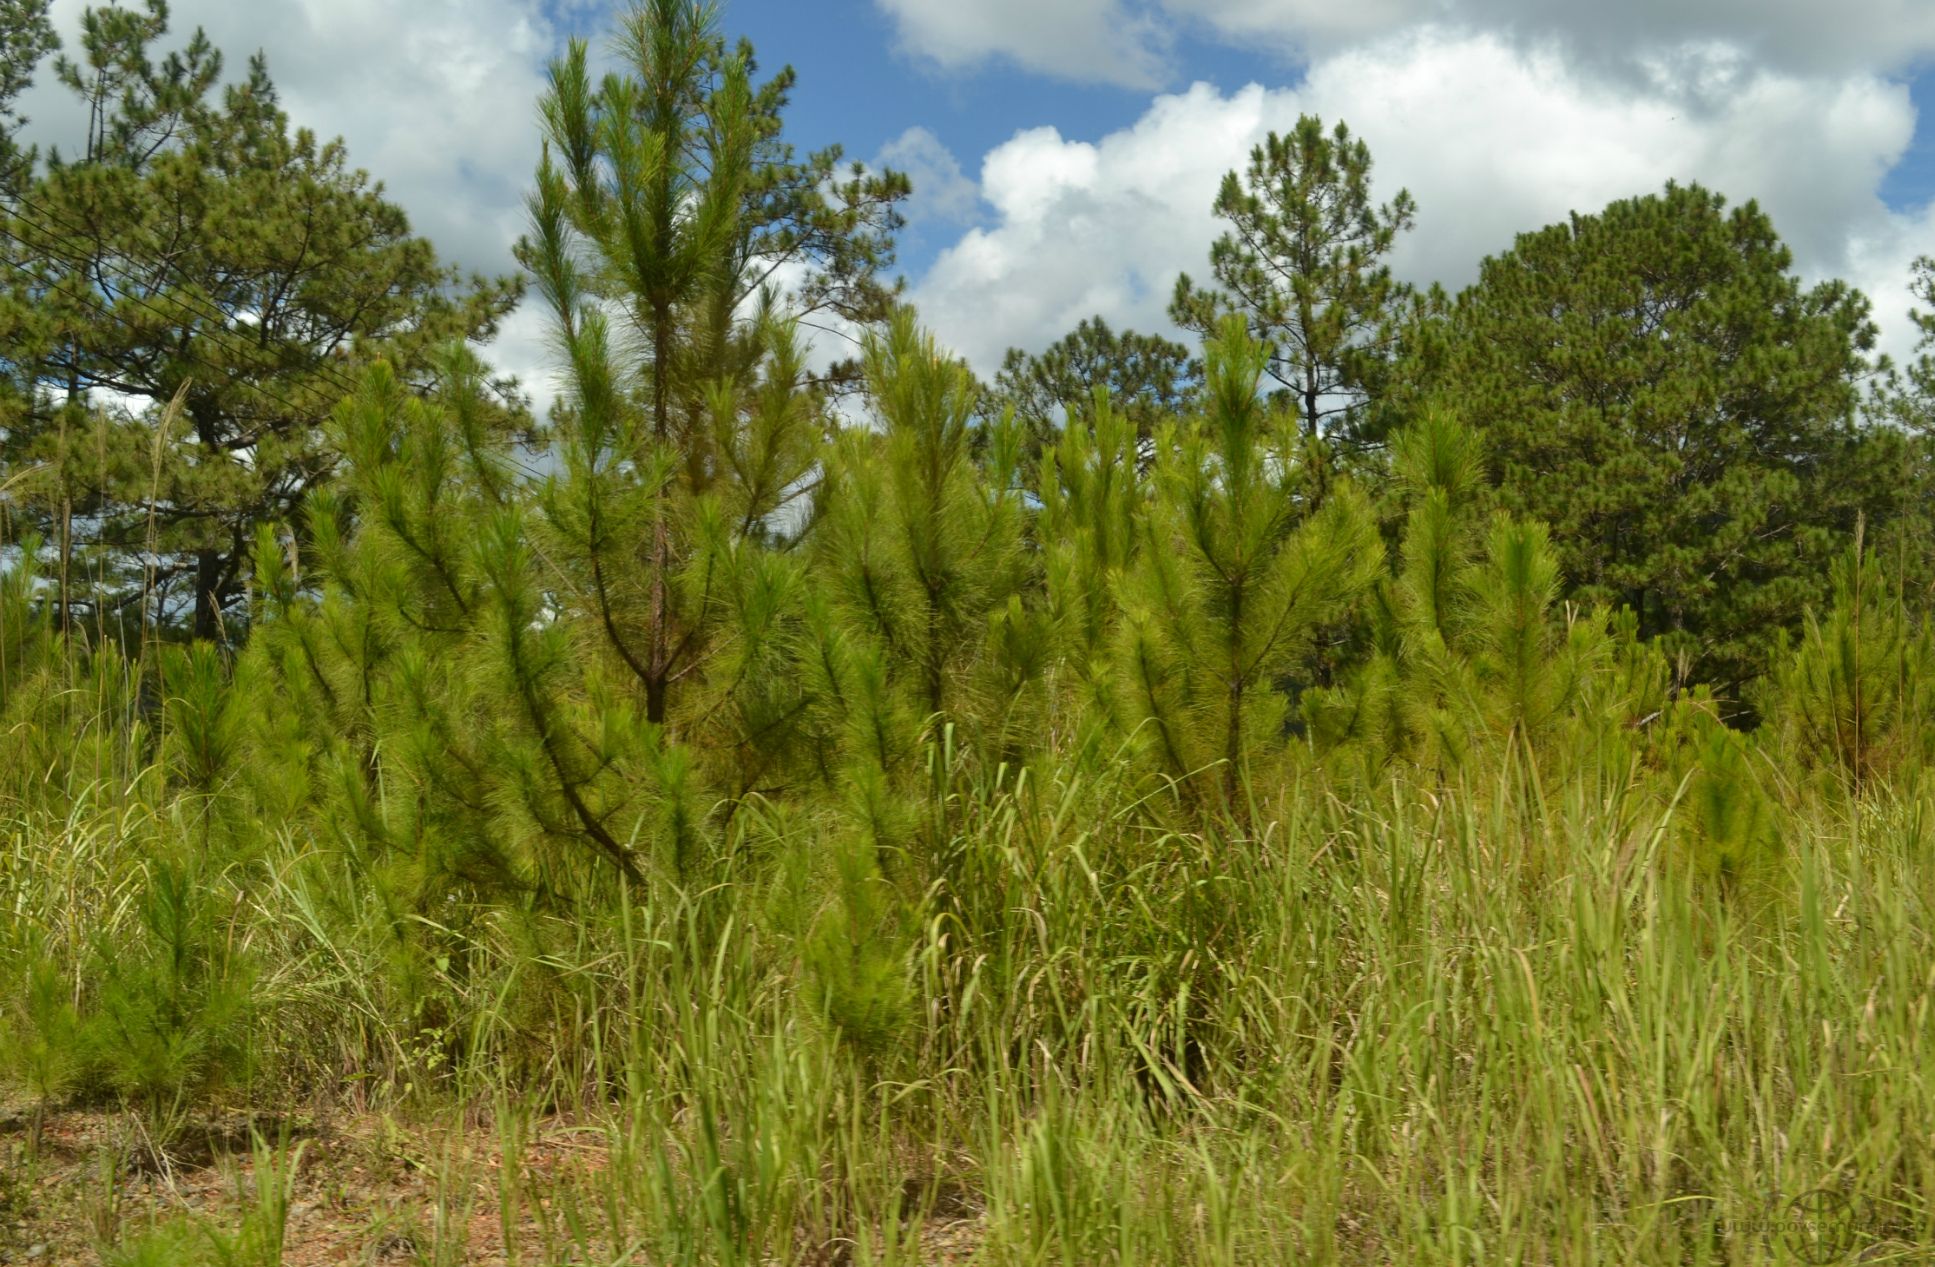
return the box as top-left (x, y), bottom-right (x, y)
top-left (1394, 181), bottom-right (1888, 703)
top-left (521, 0), bottom-right (908, 727)
top-left (0, 0), bottom-right (54, 196)
top-left (991, 315), bottom-right (1199, 457)
top-left (1170, 115), bottom-right (1415, 446)
top-left (0, 1), bottom-right (520, 641)
top-left (1906, 256), bottom-right (1935, 419)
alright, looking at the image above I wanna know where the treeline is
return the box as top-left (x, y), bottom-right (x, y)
top-left (4, 0), bottom-right (1935, 1206)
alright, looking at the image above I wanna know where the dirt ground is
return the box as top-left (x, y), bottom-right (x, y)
top-left (0, 1105), bottom-right (986, 1265)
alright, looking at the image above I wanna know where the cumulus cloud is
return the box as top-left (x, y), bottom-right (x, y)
top-left (879, 0), bottom-right (1935, 89)
top-left (1849, 200), bottom-right (1935, 371)
top-left (20, 0), bottom-right (566, 408)
top-left (876, 126), bottom-right (980, 226)
top-left (1165, 0), bottom-right (1433, 53)
top-left (26, 0), bottom-right (558, 278)
top-left (909, 29), bottom-right (1927, 374)
top-left (873, 0), bottom-right (1172, 89)
top-left (1431, 0), bottom-right (1935, 77)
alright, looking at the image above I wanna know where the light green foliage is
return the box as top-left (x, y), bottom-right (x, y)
top-left (1649, 694), bottom-right (1784, 892)
top-left (249, 355), bottom-right (692, 897)
top-left (89, 849), bottom-right (256, 1140)
top-left (1760, 537), bottom-right (1935, 793)
top-left (0, 954), bottom-right (81, 1130)
top-left (1116, 317), bottom-right (1383, 806)
top-left (813, 310), bottom-right (1030, 747)
top-left (521, 0), bottom-right (904, 727)
top-left (0, 529), bottom-right (55, 704)
top-left (159, 641), bottom-right (240, 797)
top-left (8, 4), bottom-right (1935, 1260)
top-left (1037, 388), bottom-right (1145, 754)
top-left (1307, 410), bottom-right (1669, 783)
top-left (796, 313), bottom-right (1031, 1049)
top-left (0, 529), bottom-right (149, 799)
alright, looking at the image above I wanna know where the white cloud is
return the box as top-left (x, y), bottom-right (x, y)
top-left (879, 0), bottom-right (1935, 91)
top-left (1166, 0), bottom-right (1433, 52)
top-left (25, 0), bottom-right (558, 279)
top-left (1453, 0), bottom-right (1935, 77)
top-left (20, 0), bottom-right (565, 409)
top-left (873, 0), bottom-right (1172, 89)
top-left (909, 29), bottom-right (1928, 375)
top-left (876, 126), bottom-right (979, 226)
top-left (1850, 201), bottom-right (1935, 372)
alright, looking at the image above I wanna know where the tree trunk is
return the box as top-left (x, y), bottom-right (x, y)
top-left (646, 305), bottom-right (672, 725)
top-left (193, 549), bottom-right (223, 641)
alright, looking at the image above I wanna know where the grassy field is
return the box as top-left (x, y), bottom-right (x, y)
top-left (4, 741), bottom-right (1931, 1265)
top-left (3, 293), bottom-right (1930, 1267)
top-left (8, 0), bottom-right (1935, 1256)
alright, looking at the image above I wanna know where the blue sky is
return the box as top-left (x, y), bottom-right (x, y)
top-left (723, 1), bottom-right (1305, 277)
top-left (723, 3), bottom-right (1933, 279)
top-left (20, 0), bottom-right (1935, 390)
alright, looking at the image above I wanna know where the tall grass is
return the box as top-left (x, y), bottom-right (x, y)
top-left (5, 736), bottom-right (1931, 1264)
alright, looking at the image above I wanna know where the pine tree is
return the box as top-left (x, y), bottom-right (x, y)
top-left (1170, 115), bottom-right (1416, 445)
top-left (0, 1), bottom-right (520, 641)
top-left (808, 310), bottom-right (1030, 780)
top-left (1393, 181), bottom-right (1887, 704)
top-left (1303, 410), bottom-right (1667, 781)
top-left (1758, 534), bottom-right (1935, 793)
top-left (0, 0), bottom-right (54, 196)
top-left (1036, 384), bottom-right (1146, 755)
top-left (1904, 256), bottom-right (1935, 421)
top-left (246, 354), bottom-right (689, 895)
top-left (1115, 316), bottom-right (1383, 809)
top-left (520, 0), bottom-right (907, 727)
top-left (991, 315), bottom-right (1200, 458)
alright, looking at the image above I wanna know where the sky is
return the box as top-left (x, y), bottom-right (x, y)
top-left (15, 0), bottom-right (1935, 405)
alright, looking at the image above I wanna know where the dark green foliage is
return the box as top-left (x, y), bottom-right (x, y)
top-left (1171, 115), bottom-right (1416, 445)
top-left (991, 316), bottom-right (1200, 456)
top-left (0, 0), bottom-right (54, 194)
top-left (1904, 255), bottom-right (1935, 422)
top-left (0, 1), bottom-right (520, 639)
top-left (1394, 181), bottom-right (1886, 702)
